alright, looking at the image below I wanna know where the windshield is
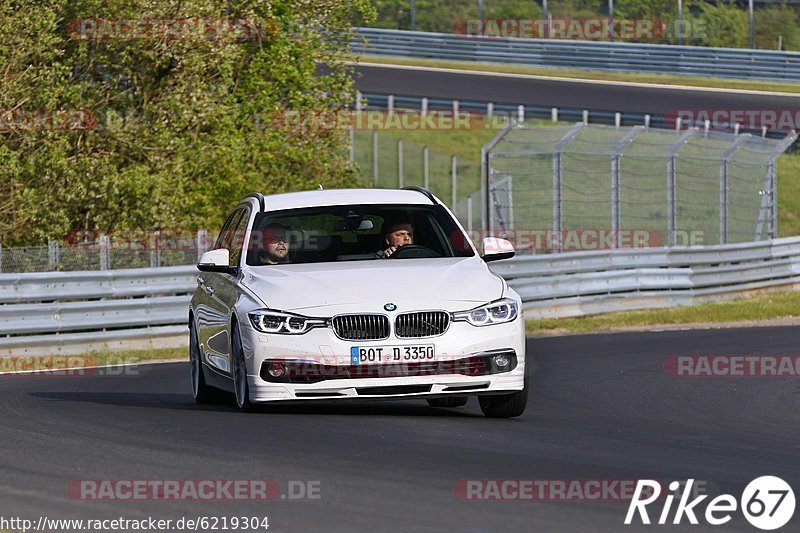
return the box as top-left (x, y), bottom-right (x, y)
top-left (245, 204), bottom-right (474, 266)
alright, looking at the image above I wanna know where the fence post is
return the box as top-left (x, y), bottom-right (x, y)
top-left (719, 134), bottom-right (751, 245)
top-left (507, 176), bottom-right (514, 231)
top-left (48, 239), bottom-right (59, 270)
top-left (349, 126), bottom-right (355, 162)
top-left (398, 139), bottom-right (404, 188)
top-left (372, 129), bottom-right (379, 187)
top-left (552, 123), bottom-right (586, 252)
top-left (451, 155), bottom-right (457, 210)
top-left (423, 146), bottom-right (429, 189)
top-left (467, 196), bottom-right (473, 233)
top-left (666, 129), bottom-right (699, 246)
top-left (100, 234), bottom-right (111, 270)
top-left (612, 126), bottom-right (644, 248)
top-left (197, 230), bottom-right (209, 262)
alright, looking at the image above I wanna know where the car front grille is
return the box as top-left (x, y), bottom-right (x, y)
top-left (395, 311), bottom-right (450, 338)
top-left (331, 314), bottom-right (390, 341)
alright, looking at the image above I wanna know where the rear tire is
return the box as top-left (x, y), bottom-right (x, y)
top-left (231, 322), bottom-right (256, 412)
top-left (478, 373), bottom-right (528, 418)
top-left (189, 321), bottom-right (214, 404)
top-left (426, 396), bottom-right (469, 408)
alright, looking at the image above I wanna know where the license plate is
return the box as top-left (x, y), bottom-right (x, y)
top-left (350, 345), bottom-right (435, 365)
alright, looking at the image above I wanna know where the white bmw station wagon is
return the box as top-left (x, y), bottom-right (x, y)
top-left (189, 187), bottom-right (527, 417)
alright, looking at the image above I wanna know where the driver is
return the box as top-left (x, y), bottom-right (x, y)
top-left (378, 221), bottom-right (413, 258)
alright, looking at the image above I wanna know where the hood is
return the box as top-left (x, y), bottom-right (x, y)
top-left (242, 256), bottom-right (504, 314)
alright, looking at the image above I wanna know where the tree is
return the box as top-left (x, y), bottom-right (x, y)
top-left (0, 0), bottom-right (375, 244)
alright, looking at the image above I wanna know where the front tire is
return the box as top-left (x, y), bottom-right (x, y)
top-left (478, 373), bottom-right (528, 418)
top-left (231, 322), bottom-right (256, 412)
top-left (189, 321), bottom-right (214, 403)
top-left (427, 396), bottom-right (469, 408)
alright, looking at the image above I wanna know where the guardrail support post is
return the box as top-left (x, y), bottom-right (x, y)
top-left (517, 105), bottom-right (525, 123)
top-left (387, 94), bottom-right (394, 115)
top-left (421, 97), bottom-right (428, 117)
top-left (551, 107), bottom-right (558, 122)
top-left (644, 114), bottom-right (650, 128)
top-left (355, 91), bottom-right (362, 111)
top-left (0, 242), bottom-right (3, 273)
top-left (453, 100), bottom-right (459, 118)
top-left (487, 102), bottom-right (493, 122)
top-left (582, 110), bottom-right (589, 124)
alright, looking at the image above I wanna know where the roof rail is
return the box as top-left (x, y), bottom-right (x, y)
top-left (402, 186), bottom-right (437, 204)
top-left (243, 192), bottom-right (266, 211)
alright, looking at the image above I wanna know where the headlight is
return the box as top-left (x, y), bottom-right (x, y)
top-left (248, 309), bottom-right (327, 335)
top-left (452, 298), bottom-right (519, 326)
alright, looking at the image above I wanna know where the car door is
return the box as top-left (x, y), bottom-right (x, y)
top-left (197, 208), bottom-right (245, 374)
top-left (205, 205), bottom-right (252, 375)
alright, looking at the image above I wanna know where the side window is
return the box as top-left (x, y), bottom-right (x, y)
top-left (214, 209), bottom-right (243, 251)
top-left (228, 208), bottom-right (251, 267)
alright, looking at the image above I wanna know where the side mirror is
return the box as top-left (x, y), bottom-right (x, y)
top-left (198, 249), bottom-right (237, 274)
top-left (481, 237), bottom-right (515, 262)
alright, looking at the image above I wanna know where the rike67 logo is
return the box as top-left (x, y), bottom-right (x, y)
top-left (625, 477), bottom-right (795, 530)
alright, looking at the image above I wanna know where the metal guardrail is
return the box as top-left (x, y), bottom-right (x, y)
top-left (2, 237), bottom-right (800, 355)
top-left (352, 28), bottom-right (800, 82)
top-left (490, 236), bottom-right (800, 318)
top-left (0, 266), bottom-right (197, 356)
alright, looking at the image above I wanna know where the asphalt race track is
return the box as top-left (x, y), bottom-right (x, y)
top-left (1, 326), bottom-right (798, 532)
top-left (352, 63), bottom-right (800, 115)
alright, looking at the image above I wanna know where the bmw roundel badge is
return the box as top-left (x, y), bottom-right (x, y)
top-left (384, 303), bottom-right (397, 311)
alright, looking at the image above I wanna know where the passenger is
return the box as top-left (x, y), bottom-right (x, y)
top-left (258, 222), bottom-right (291, 265)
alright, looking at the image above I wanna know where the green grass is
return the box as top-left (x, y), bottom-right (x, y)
top-left (358, 55), bottom-right (800, 94)
top-left (526, 289), bottom-right (800, 336)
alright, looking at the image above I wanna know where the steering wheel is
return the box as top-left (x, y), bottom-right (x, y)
top-left (389, 244), bottom-right (440, 259)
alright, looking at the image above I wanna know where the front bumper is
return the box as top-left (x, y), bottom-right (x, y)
top-left (238, 319), bottom-right (526, 403)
